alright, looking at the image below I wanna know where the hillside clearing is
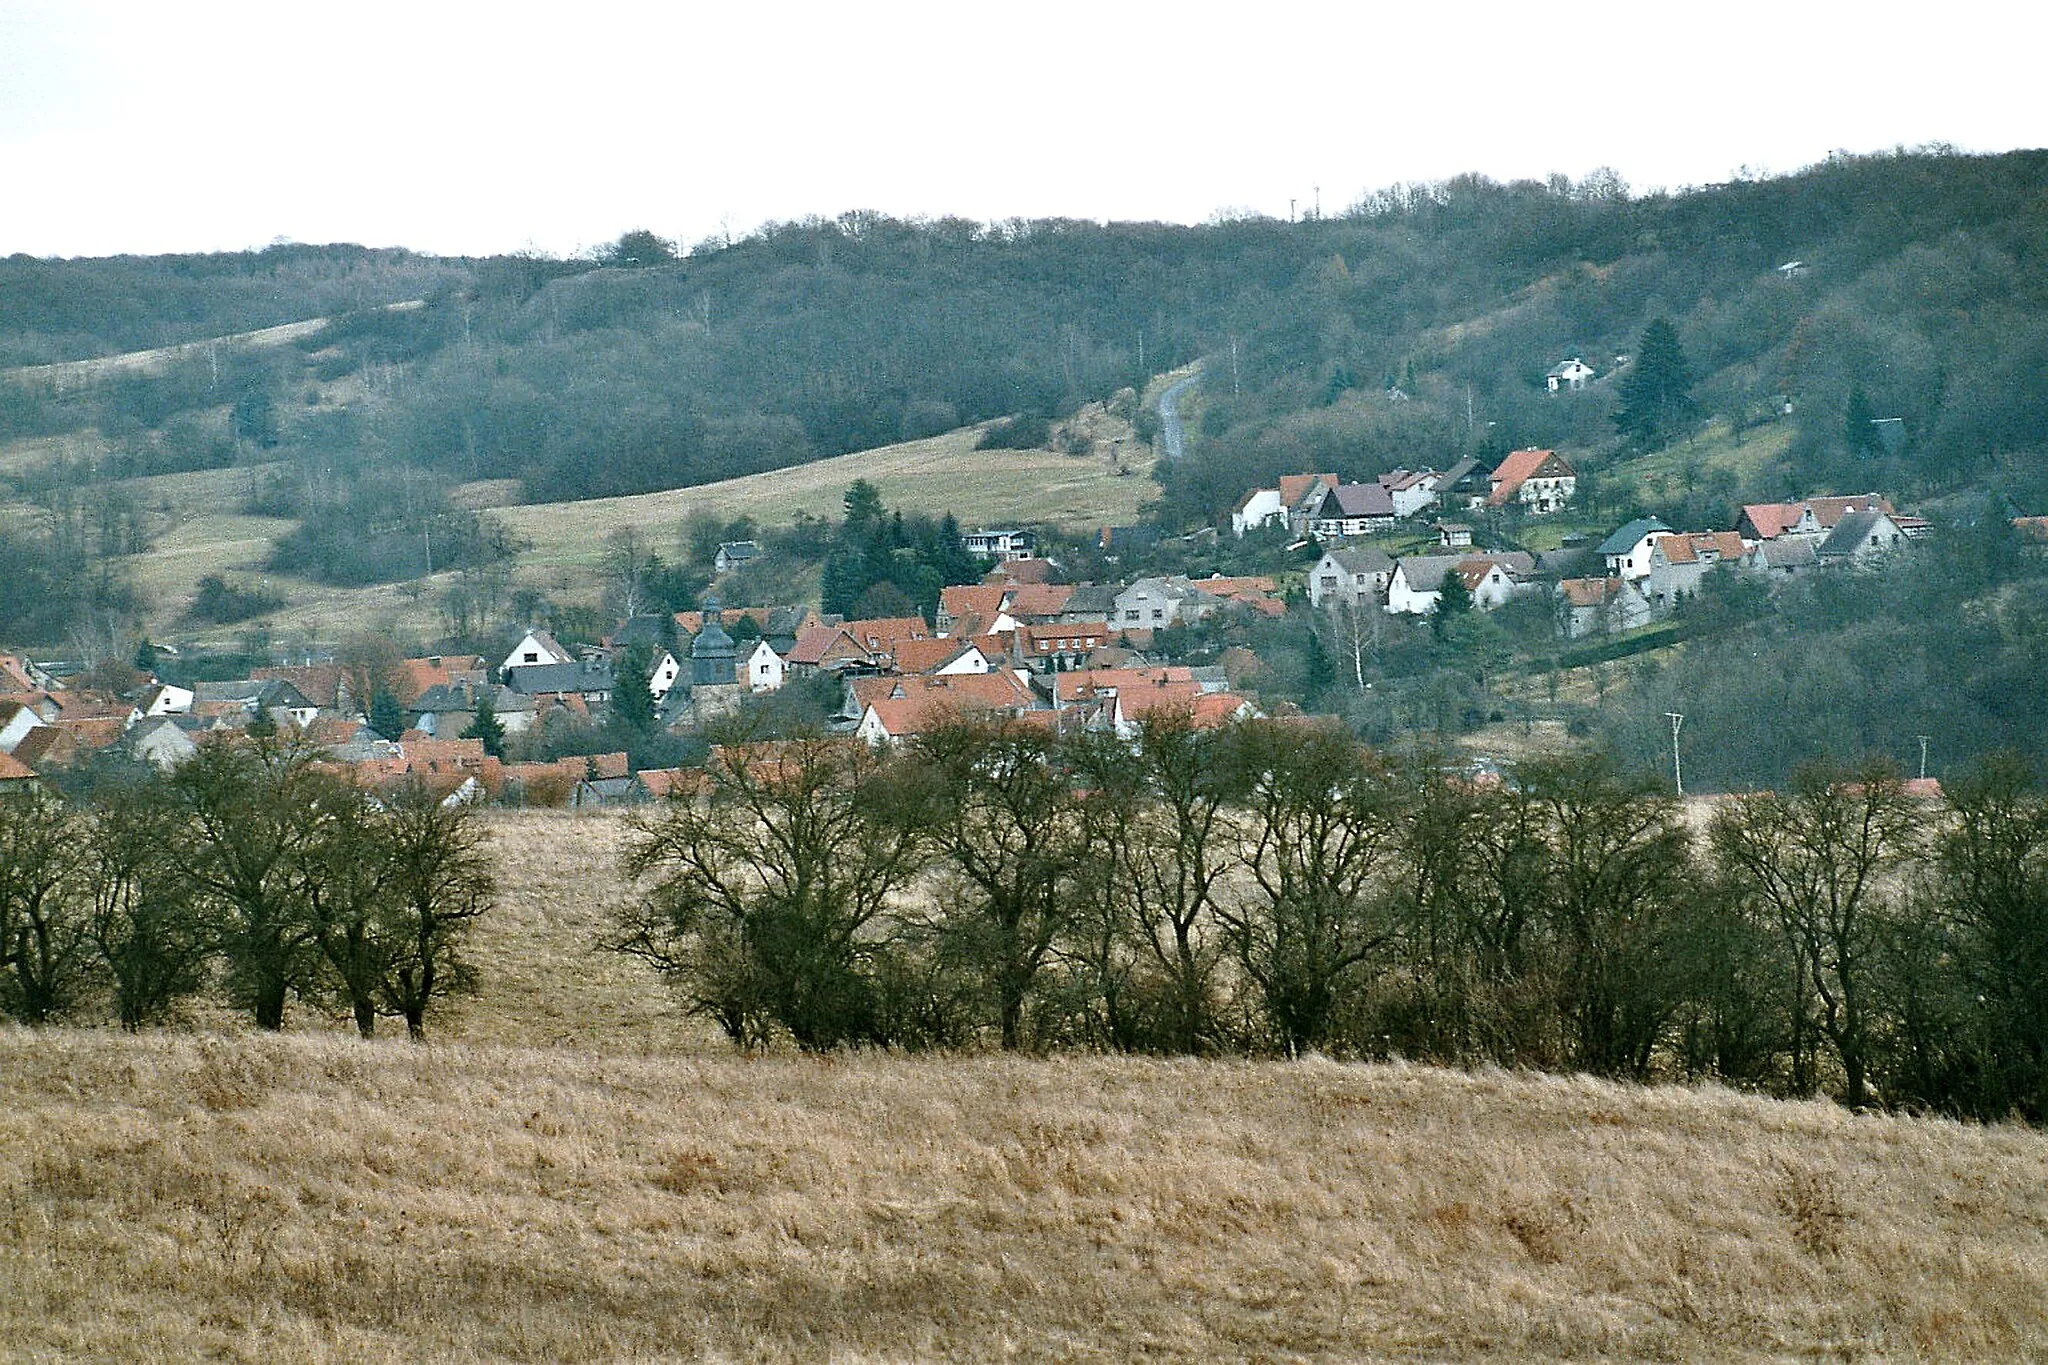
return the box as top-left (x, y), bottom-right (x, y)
top-left (500, 423), bottom-right (1156, 570)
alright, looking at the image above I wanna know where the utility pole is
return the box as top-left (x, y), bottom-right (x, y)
top-left (1917, 734), bottom-right (1931, 781)
top-left (1664, 712), bottom-right (1685, 797)
top-left (1229, 337), bottom-right (1241, 396)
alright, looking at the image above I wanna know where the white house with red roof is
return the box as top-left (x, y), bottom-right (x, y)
top-left (1487, 449), bottom-right (1577, 513)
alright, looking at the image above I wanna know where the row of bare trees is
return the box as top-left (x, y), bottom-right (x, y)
top-left (0, 735), bottom-right (494, 1040)
top-left (611, 717), bottom-right (2048, 1121)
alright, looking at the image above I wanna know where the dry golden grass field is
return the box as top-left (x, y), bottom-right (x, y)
top-left (5, 810), bottom-right (2048, 1362)
top-left (499, 420), bottom-right (1155, 573)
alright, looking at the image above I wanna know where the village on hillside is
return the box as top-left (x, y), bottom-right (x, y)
top-left (0, 441), bottom-right (1958, 804)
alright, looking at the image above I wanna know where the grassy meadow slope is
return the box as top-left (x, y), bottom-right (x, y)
top-left (500, 420), bottom-right (1155, 573)
top-left (5, 809), bottom-right (2048, 1361)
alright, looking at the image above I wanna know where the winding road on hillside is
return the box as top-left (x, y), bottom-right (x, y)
top-left (1157, 368), bottom-right (1201, 462)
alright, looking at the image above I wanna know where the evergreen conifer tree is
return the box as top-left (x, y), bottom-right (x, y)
top-left (463, 694), bottom-right (506, 758)
top-left (1613, 318), bottom-right (1698, 450)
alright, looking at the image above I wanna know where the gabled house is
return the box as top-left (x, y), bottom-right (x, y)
top-left (1231, 473), bottom-right (1337, 537)
top-left (1308, 547), bottom-right (1395, 611)
top-left (126, 716), bottom-right (200, 771)
top-left (713, 540), bottom-right (760, 574)
top-left (0, 655), bottom-right (47, 695)
top-left (500, 656), bottom-right (616, 705)
top-left (134, 683), bottom-right (195, 719)
top-left (397, 655), bottom-right (489, 704)
top-left (1642, 531), bottom-right (1747, 606)
top-left (1487, 448), bottom-right (1577, 513)
top-left (1302, 481), bottom-right (1397, 539)
top-left (1379, 469), bottom-right (1441, 519)
top-left (1597, 518), bottom-right (1673, 581)
top-left (1231, 487), bottom-right (1288, 538)
top-left (191, 679), bottom-right (321, 730)
top-left (1555, 577), bottom-right (1655, 639)
top-left (11, 723), bottom-right (90, 773)
top-left (1056, 584), bottom-right (1122, 625)
top-left (784, 625), bottom-right (877, 677)
top-left (1736, 494), bottom-right (1895, 543)
top-left (1742, 537), bottom-right (1820, 579)
top-left (1817, 509), bottom-right (1910, 565)
top-left (1435, 458), bottom-right (1487, 512)
top-left (854, 670), bottom-right (1044, 746)
top-left (1546, 358), bottom-right (1596, 392)
top-left (645, 649), bottom-right (683, 701)
top-left (500, 629), bottom-right (576, 678)
top-left (1112, 577), bottom-right (1224, 632)
top-left (1386, 555), bottom-right (1519, 615)
top-left (937, 583), bottom-right (1012, 636)
top-left (742, 639), bottom-right (787, 693)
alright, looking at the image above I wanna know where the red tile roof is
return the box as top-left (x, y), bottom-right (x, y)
top-left (1278, 473), bottom-right (1339, 508)
top-left (1486, 448), bottom-right (1574, 506)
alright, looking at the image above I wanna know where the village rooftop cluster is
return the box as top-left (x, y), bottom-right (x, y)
top-left (0, 446), bottom-right (1948, 802)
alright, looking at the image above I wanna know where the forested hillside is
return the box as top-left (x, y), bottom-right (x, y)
top-left (9, 147), bottom-right (2047, 521)
top-left (4, 146), bottom-right (2047, 791)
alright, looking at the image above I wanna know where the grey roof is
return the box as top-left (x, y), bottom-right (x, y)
top-left (717, 540), bottom-right (759, 561)
top-left (1534, 546), bottom-right (1594, 578)
top-left (1819, 509), bottom-right (1885, 557)
top-left (1322, 546), bottom-right (1394, 575)
top-left (1482, 551), bottom-right (1537, 578)
top-left (1756, 538), bottom-right (1821, 568)
top-left (609, 614), bottom-right (672, 648)
top-left (1438, 457), bottom-right (1482, 490)
top-left (503, 659), bottom-right (615, 696)
top-left (1062, 584), bottom-right (1121, 615)
top-left (410, 681), bottom-right (481, 713)
top-left (1597, 518), bottom-right (1672, 557)
top-left (1314, 482), bottom-right (1397, 519)
top-left (763, 606), bottom-right (812, 638)
top-left (191, 678), bottom-right (315, 711)
top-left (1394, 555), bottom-right (1464, 592)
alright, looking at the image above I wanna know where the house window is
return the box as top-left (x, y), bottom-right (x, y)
top-left (1151, 610), bottom-right (1164, 621)
top-left (1319, 576), bottom-right (1337, 592)
top-left (522, 652), bottom-right (538, 663)
top-left (1123, 610), bottom-right (1139, 622)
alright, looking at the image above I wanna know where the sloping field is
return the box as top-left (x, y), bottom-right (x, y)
top-left (501, 425), bottom-right (1156, 570)
top-left (0, 300), bottom-right (424, 389)
top-left (4, 1031), bottom-right (2043, 1362)
top-left (4, 809), bottom-right (2047, 1361)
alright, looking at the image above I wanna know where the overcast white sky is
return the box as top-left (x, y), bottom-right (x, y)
top-left (2, 1), bottom-right (2043, 260)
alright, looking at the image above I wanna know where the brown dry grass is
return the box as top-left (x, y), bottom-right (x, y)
top-left (5, 1034), bottom-right (2045, 1362)
top-left (2, 405), bottom-right (1156, 643)
top-left (500, 420), bottom-right (1156, 572)
top-left (4, 809), bottom-right (2048, 1360)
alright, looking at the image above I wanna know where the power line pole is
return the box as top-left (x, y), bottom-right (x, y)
top-left (1917, 734), bottom-right (1931, 781)
top-left (1664, 712), bottom-right (1685, 797)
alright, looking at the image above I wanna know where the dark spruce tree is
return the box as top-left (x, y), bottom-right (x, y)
top-left (463, 693), bottom-right (506, 758)
top-left (610, 649), bottom-right (657, 735)
top-left (369, 689), bottom-right (407, 741)
top-left (1613, 318), bottom-right (1698, 451)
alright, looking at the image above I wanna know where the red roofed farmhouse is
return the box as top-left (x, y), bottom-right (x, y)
top-left (1487, 448), bottom-right (1577, 514)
